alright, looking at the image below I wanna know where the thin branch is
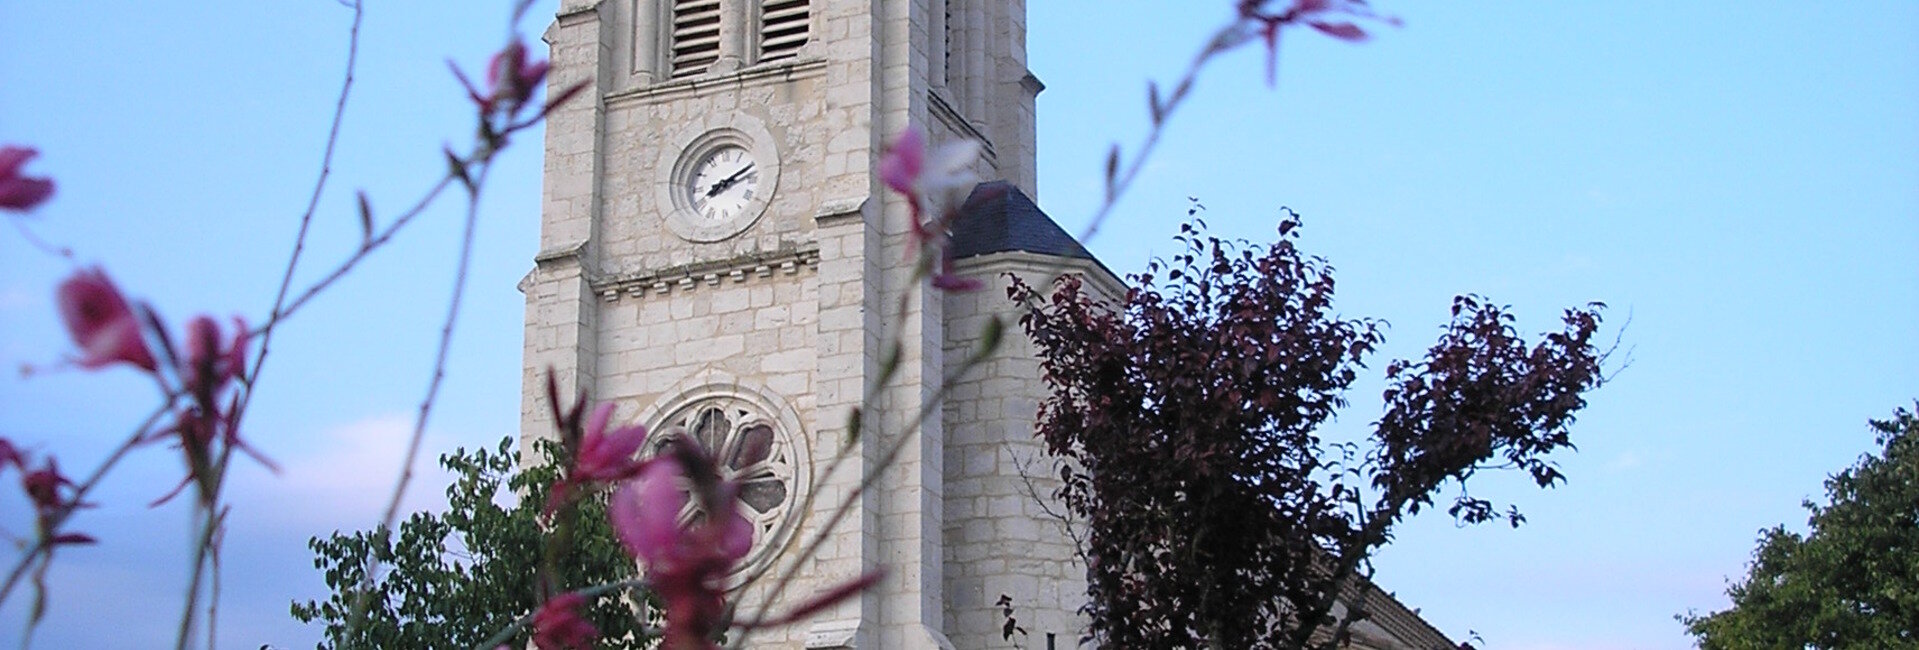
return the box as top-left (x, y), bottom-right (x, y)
top-left (175, 507), bottom-right (226, 650)
top-left (1010, 450), bottom-right (1088, 560)
top-left (384, 161), bottom-right (489, 531)
top-left (4, 215), bottom-right (73, 259)
top-left (264, 176), bottom-right (458, 332)
top-left (468, 578), bottom-right (651, 650)
top-left (1076, 22), bottom-right (1250, 244)
top-left (0, 401), bottom-right (176, 606)
top-left (729, 341), bottom-right (995, 648)
top-left (244, 0), bottom-right (364, 413)
top-left (346, 158), bottom-right (493, 639)
top-left (205, 509), bottom-right (228, 650)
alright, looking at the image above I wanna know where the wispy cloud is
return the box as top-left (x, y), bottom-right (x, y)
top-left (0, 283), bottom-right (34, 312)
top-left (1605, 450), bottom-right (1645, 472)
top-left (231, 414), bottom-right (459, 530)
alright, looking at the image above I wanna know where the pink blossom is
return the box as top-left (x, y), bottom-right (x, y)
top-left (0, 146), bottom-right (54, 212)
top-left (532, 592), bottom-right (600, 650)
top-left (606, 438), bottom-right (885, 646)
top-left (21, 457), bottom-right (95, 547)
top-left (543, 401), bottom-right (650, 515)
top-left (488, 39), bottom-right (550, 113)
top-left (0, 438), bottom-right (21, 471)
top-left (455, 37), bottom-right (551, 121)
top-left (182, 315), bottom-right (248, 399)
top-left (56, 268), bottom-right (157, 372)
top-left (5, 445), bottom-right (96, 546)
top-left (930, 258), bottom-right (984, 292)
top-left (880, 123), bottom-right (986, 292)
top-left (574, 402), bottom-right (649, 483)
top-left (610, 447), bottom-right (751, 650)
top-left (1237, 0), bottom-right (1399, 84)
top-left (880, 125), bottom-right (981, 231)
top-left (150, 315), bottom-right (274, 506)
top-left (878, 126), bottom-right (926, 197)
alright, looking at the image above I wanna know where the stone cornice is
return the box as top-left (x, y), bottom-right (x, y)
top-left (952, 250), bottom-right (1127, 301)
top-left (590, 244), bottom-right (820, 302)
top-left (533, 240), bottom-right (589, 266)
top-left (814, 196), bottom-right (867, 228)
top-left (604, 58), bottom-right (829, 109)
top-left (1019, 69), bottom-right (1045, 96)
top-left (554, 0), bottom-right (602, 24)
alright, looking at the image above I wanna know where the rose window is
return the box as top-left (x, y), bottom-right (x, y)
top-left (648, 394), bottom-right (805, 584)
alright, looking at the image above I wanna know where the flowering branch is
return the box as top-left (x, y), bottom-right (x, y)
top-left (0, 145), bottom-right (67, 258)
top-left (340, 22), bottom-right (586, 641)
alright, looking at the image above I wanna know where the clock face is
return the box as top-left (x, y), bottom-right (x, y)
top-left (688, 145), bottom-right (759, 223)
top-left (657, 121), bottom-right (779, 243)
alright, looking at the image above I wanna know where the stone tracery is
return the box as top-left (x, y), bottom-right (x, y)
top-left (648, 391), bottom-right (806, 584)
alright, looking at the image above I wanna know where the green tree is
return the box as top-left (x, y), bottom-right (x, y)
top-left (1683, 404), bottom-right (1919, 649)
top-left (290, 437), bottom-right (651, 649)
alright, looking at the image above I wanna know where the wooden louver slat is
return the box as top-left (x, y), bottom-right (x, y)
top-left (759, 0), bottom-right (809, 63)
top-left (672, 0), bottom-right (722, 78)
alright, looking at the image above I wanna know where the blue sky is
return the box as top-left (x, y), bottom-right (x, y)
top-left (3, 2), bottom-right (1916, 649)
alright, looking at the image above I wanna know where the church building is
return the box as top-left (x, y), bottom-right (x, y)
top-left (518, 1), bottom-right (1456, 648)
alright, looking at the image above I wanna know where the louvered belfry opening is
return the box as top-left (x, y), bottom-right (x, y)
top-left (759, 0), bottom-right (809, 63)
top-left (671, 0), bottom-right (721, 78)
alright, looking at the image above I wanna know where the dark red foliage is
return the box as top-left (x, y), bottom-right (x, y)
top-left (1012, 210), bottom-right (1605, 649)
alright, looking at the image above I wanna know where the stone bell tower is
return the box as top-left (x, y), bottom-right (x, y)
top-left (518, 0), bottom-right (1105, 647)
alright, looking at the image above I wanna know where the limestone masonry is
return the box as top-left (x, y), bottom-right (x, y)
top-left (520, 1), bottom-right (1452, 648)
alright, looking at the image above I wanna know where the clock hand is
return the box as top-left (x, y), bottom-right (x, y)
top-left (704, 163), bottom-right (756, 197)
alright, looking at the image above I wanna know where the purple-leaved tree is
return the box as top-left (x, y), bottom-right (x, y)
top-left (1013, 209), bottom-right (1610, 649)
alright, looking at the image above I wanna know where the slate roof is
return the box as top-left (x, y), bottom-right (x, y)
top-left (948, 181), bottom-right (1095, 261)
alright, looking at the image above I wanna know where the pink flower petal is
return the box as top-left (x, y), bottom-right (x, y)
top-left (1309, 21), bottom-right (1369, 41)
top-left (585, 402), bottom-right (615, 443)
top-left (56, 268), bottom-right (157, 372)
top-left (223, 317), bottom-right (249, 380)
top-left (184, 315), bottom-right (220, 379)
top-left (532, 592), bottom-right (600, 650)
top-left (717, 500), bottom-right (754, 563)
top-left (0, 438), bottom-right (22, 470)
top-left (576, 402), bottom-right (649, 482)
top-left (879, 127), bottom-right (924, 195)
top-left (611, 458), bottom-right (687, 566)
top-left (0, 146), bottom-right (54, 212)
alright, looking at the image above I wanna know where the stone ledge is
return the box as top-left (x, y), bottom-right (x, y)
top-left (533, 240), bottom-right (588, 266)
top-left (815, 196), bottom-right (867, 228)
top-left (605, 57), bottom-right (830, 109)
top-left (592, 244), bottom-right (820, 302)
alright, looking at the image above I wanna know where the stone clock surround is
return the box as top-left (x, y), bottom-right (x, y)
top-left (656, 111), bottom-right (782, 243)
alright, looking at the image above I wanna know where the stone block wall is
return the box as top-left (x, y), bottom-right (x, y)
top-left (940, 253), bottom-right (1123, 650)
top-left (523, 0), bottom-right (1073, 647)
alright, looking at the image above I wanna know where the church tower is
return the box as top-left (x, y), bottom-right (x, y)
top-left (518, 0), bottom-right (1106, 647)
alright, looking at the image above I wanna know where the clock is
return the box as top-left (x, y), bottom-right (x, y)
top-left (658, 119), bottom-right (780, 243)
top-left (688, 145), bottom-right (759, 223)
